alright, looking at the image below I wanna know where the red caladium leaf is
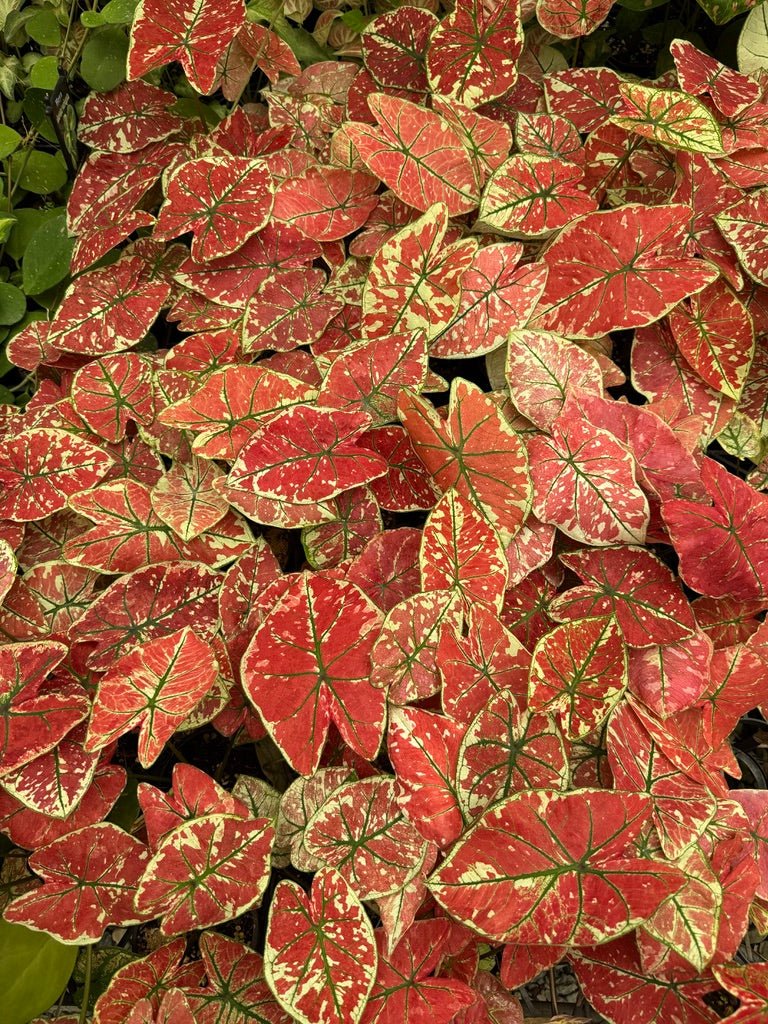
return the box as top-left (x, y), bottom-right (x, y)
top-left (273, 167), bottom-right (379, 242)
top-left (72, 561), bottom-right (221, 672)
top-left (92, 940), bottom-right (205, 1024)
top-left (431, 246), bottom-right (548, 359)
top-left (304, 776), bottom-right (429, 899)
top-left (85, 627), bottom-right (220, 768)
top-left (667, 278), bottom-right (755, 400)
top-left (0, 721), bottom-right (98, 819)
top-left (0, 429), bottom-right (113, 522)
top-left (264, 867), bottom-right (376, 1024)
top-left (505, 329), bottom-right (604, 430)
top-left (549, 546), bottom-right (697, 648)
top-left (4, 822), bottom-right (151, 942)
top-left (362, 7), bottom-right (436, 90)
top-left (361, 920), bottom-right (476, 1024)
top-left (536, 0), bottom-right (614, 39)
top-left (358, 426), bottom-right (440, 513)
top-left (301, 486), bottom-right (382, 570)
top-left (715, 188), bottom-right (768, 287)
top-left (135, 812), bottom-right (273, 936)
top-left (500, 943), bottom-right (565, 990)
top-left (72, 355), bottom-right (154, 443)
top-left (372, 590), bottom-right (463, 704)
top-left (159, 365), bottom-right (316, 461)
top-left (439, 603), bottom-right (530, 724)
top-left (426, 0), bottom-right (523, 108)
top-left (345, 95), bottom-right (480, 215)
top-left (187, 932), bottom-right (291, 1024)
top-left (428, 789), bottom-right (683, 944)
top-left (570, 936), bottom-right (721, 1024)
top-left (612, 83), bottom-right (725, 155)
top-left (544, 67), bottom-right (624, 133)
top-left (361, 204), bottom-right (476, 342)
top-left (420, 490), bottom-right (508, 614)
top-left (527, 406), bottom-right (649, 546)
top-left (528, 615), bottom-right (628, 740)
top-left (715, 962), bottom-right (768, 1022)
top-left (127, 0), bottom-right (246, 95)
top-left (276, 767), bottom-right (357, 873)
top-left (456, 691), bottom-right (568, 821)
top-left (663, 458), bottom-right (768, 599)
top-left (400, 380), bottom-right (531, 545)
top-left (228, 405), bottom-right (386, 505)
top-left (52, 255), bottom-right (170, 357)
top-left (150, 457), bottom-right (229, 541)
top-left (534, 204), bottom-right (719, 338)
top-left (78, 81), bottom-right (186, 153)
top-left (478, 156), bottom-right (597, 237)
top-left (242, 268), bottom-right (342, 354)
top-left (671, 39), bottom-right (760, 117)
top-left (628, 628), bottom-right (713, 719)
top-left (154, 157), bottom-right (274, 262)
top-left (388, 706), bottom-right (463, 848)
top-left (241, 573), bottom-right (384, 775)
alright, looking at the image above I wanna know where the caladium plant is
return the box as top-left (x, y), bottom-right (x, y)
top-left (2, 0), bottom-right (768, 1022)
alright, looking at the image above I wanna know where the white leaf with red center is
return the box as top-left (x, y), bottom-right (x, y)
top-left (536, 0), bottom-right (615, 38)
top-left (431, 247), bottom-right (548, 359)
top-left (362, 7), bottom-right (436, 89)
top-left (371, 589), bottom-right (463, 704)
top-left (273, 167), bottom-right (379, 242)
top-left (358, 427), bottom-right (440, 513)
top-left (715, 188), bottom-right (768, 287)
top-left (345, 94), bottom-right (480, 215)
top-left (0, 429), bottom-right (113, 523)
top-left (318, 331), bottom-right (428, 427)
top-left (439, 603), bottom-right (530, 724)
top-left (420, 490), bottom-right (508, 614)
top-left (361, 920), bottom-right (476, 1024)
top-left (52, 255), bottom-right (170, 356)
top-left (362, 204), bottom-right (476, 342)
top-left (242, 268), bottom-right (342, 354)
top-left (158, 365), bottom-right (316, 461)
top-left (505, 329), bottom-right (604, 430)
top-left (241, 573), bottom-right (384, 776)
top-left (128, 0), bottom-right (246, 94)
top-left (0, 722), bottom-right (97, 819)
top-left (628, 629), bottom-right (713, 719)
top-left (662, 458), bottom-right (768, 599)
top-left (264, 868), bottom-right (376, 1024)
top-left (228, 405), bottom-right (386, 505)
top-left (387, 707), bottom-right (463, 848)
top-left (612, 83), bottom-right (725, 156)
top-left (528, 615), bottom-right (628, 739)
top-left (668, 278), bottom-right (754, 400)
top-left (549, 546), bottom-right (696, 648)
top-left (428, 789), bottom-right (683, 945)
top-left (399, 380), bottom-right (531, 545)
top-left (150, 458), bottom-right (228, 542)
top-left (304, 777), bottom-right (429, 899)
top-left (533, 204), bottom-right (719, 338)
top-left (78, 81), bottom-right (186, 153)
top-left (478, 155), bottom-right (597, 237)
top-left (426, 0), bottom-right (523, 108)
top-left (72, 562), bottom-right (221, 672)
top-left (4, 823), bottom-right (151, 943)
top-left (85, 627), bottom-right (220, 768)
top-left (457, 692), bottom-right (568, 820)
top-left (154, 157), bottom-right (274, 261)
top-left (72, 355), bottom-right (154, 443)
top-left (528, 408), bottom-right (649, 546)
top-left (135, 813), bottom-right (274, 935)
top-left (187, 932), bottom-right (290, 1024)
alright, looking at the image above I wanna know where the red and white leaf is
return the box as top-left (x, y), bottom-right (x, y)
top-left (612, 83), bottom-right (725, 156)
top-left (428, 789), bottom-right (682, 945)
top-left (128, 0), bottom-right (246, 94)
top-left (358, 427), bottom-right (440, 513)
top-left (242, 269), bottom-right (342, 354)
top-left (188, 932), bottom-right (291, 1024)
top-left (0, 722), bottom-right (98, 819)
top-left (478, 156), bottom-right (597, 237)
top-left (715, 188), bottom-right (768, 287)
top-left (85, 628), bottom-right (220, 768)
top-left (241, 573), bottom-right (384, 776)
top-left (228, 405), bottom-right (386, 505)
top-left (0, 429), bottom-right (113, 522)
top-left (628, 629), bottom-right (713, 719)
top-left (135, 813), bottom-right (274, 935)
top-left (273, 167), bottom-right (379, 242)
top-left (154, 157), bottom-right (274, 261)
top-left (426, 0), bottom-right (523, 108)
top-left (671, 39), bottom-right (760, 117)
top-left (544, 67), bottom-right (624, 133)
top-left (4, 823), bottom-right (150, 943)
top-left (536, 0), bottom-right (615, 39)
top-left (78, 81), bottom-right (186, 153)
top-left (264, 868), bottom-right (376, 1024)
top-left (72, 355), bottom-right (154, 443)
top-left (534, 204), bottom-right (719, 339)
top-left (345, 95), bottom-right (480, 215)
top-left (304, 777), bottom-right (429, 899)
top-left (528, 615), bottom-right (628, 739)
top-left (150, 458), bottom-right (229, 541)
top-left (362, 7), bottom-right (437, 90)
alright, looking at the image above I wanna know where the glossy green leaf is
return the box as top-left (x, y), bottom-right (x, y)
top-left (0, 918), bottom-right (77, 1024)
top-left (81, 26), bottom-right (129, 92)
top-left (22, 212), bottom-right (74, 295)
